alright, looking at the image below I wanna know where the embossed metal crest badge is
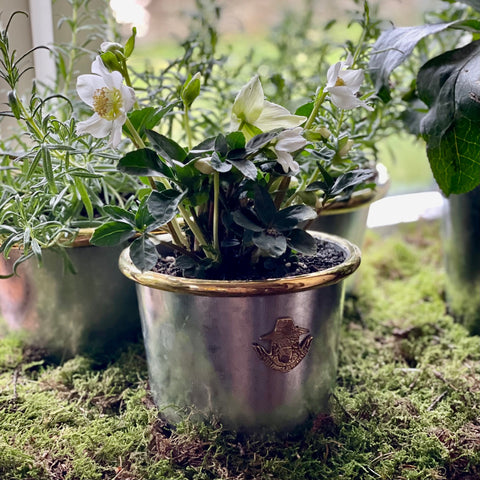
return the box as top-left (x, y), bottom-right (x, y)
top-left (252, 317), bottom-right (313, 372)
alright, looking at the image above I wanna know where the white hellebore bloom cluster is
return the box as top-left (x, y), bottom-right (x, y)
top-left (325, 54), bottom-right (373, 111)
top-left (76, 57), bottom-right (136, 148)
top-left (230, 75), bottom-right (306, 134)
top-left (274, 127), bottom-right (307, 174)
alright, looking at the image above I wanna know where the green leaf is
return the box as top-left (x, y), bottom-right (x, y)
top-left (295, 102), bottom-right (314, 117)
top-left (228, 158), bottom-right (257, 180)
top-left (42, 147), bottom-right (57, 194)
top-left (129, 235), bottom-right (158, 272)
top-left (135, 197), bottom-right (154, 230)
top-left (127, 105), bottom-right (175, 137)
top-left (274, 205), bottom-right (316, 231)
top-left (118, 148), bottom-right (173, 178)
top-left (252, 231), bottom-right (287, 257)
top-left (147, 189), bottom-right (184, 225)
top-left (210, 152), bottom-right (232, 173)
top-left (287, 229), bottom-right (317, 256)
top-left (103, 205), bottom-right (136, 223)
top-left (226, 131), bottom-right (246, 150)
top-left (417, 40), bottom-right (480, 195)
top-left (426, 117), bottom-right (480, 195)
top-left (74, 176), bottom-right (93, 220)
top-left (90, 221), bottom-right (135, 247)
top-left (254, 185), bottom-right (277, 226)
top-left (246, 131), bottom-right (278, 153)
top-left (124, 26), bottom-right (136, 58)
top-left (369, 22), bottom-right (456, 101)
top-left (146, 130), bottom-right (187, 163)
top-left (231, 210), bottom-right (264, 232)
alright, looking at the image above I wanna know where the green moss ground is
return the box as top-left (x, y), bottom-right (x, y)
top-left (1, 220), bottom-right (480, 480)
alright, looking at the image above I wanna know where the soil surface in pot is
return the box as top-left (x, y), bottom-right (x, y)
top-left (152, 238), bottom-right (347, 281)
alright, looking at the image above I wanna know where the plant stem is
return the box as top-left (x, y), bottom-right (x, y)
top-left (184, 105), bottom-right (194, 150)
top-left (273, 176), bottom-right (291, 209)
top-left (178, 204), bottom-right (215, 259)
top-left (124, 117), bottom-right (189, 248)
top-left (213, 172), bottom-right (220, 254)
top-left (304, 89), bottom-right (327, 130)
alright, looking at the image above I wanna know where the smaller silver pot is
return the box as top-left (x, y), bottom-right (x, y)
top-left (0, 229), bottom-right (141, 360)
top-left (119, 231), bottom-right (361, 431)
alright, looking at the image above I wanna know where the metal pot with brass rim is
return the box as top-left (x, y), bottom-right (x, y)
top-left (118, 231), bottom-right (361, 432)
top-left (0, 228), bottom-right (141, 361)
top-left (307, 163), bottom-right (390, 246)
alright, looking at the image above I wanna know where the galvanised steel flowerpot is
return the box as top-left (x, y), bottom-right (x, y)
top-left (0, 229), bottom-right (141, 360)
top-left (118, 231), bottom-right (361, 432)
top-left (443, 186), bottom-right (480, 334)
top-left (307, 164), bottom-right (390, 248)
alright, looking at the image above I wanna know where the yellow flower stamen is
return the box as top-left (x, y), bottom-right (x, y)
top-left (335, 77), bottom-right (346, 87)
top-left (92, 87), bottom-right (123, 120)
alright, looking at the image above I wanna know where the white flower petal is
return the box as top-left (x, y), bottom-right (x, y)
top-left (110, 118), bottom-right (125, 147)
top-left (275, 127), bottom-right (307, 152)
top-left (339, 69), bottom-right (364, 93)
top-left (328, 86), bottom-right (373, 110)
top-left (275, 150), bottom-right (299, 173)
top-left (76, 74), bottom-right (106, 106)
top-left (255, 101), bottom-right (306, 131)
top-left (326, 61), bottom-right (342, 89)
top-left (76, 113), bottom-right (112, 138)
top-left (232, 75), bottom-right (264, 124)
top-left (121, 84), bottom-right (136, 111)
top-left (91, 56), bottom-right (111, 77)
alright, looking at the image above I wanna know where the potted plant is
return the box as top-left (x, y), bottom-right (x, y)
top-left (0, 10), bottom-right (142, 360)
top-left (235, 1), bottom-right (393, 250)
top-left (67, 23), bottom-right (395, 429)
top-left (368, 0), bottom-right (480, 333)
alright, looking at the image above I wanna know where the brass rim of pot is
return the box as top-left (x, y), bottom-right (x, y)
top-left (320, 163), bottom-right (391, 215)
top-left (118, 231), bottom-right (362, 297)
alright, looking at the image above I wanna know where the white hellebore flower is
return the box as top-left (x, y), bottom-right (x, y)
top-left (76, 56), bottom-right (136, 147)
top-left (325, 54), bottom-right (373, 111)
top-left (230, 75), bottom-right (306, 134)
top-left (274, 127), bottom-right (307, 174)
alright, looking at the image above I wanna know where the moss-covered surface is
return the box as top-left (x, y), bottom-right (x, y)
top-left (1, 220), bottom-right (480, 479)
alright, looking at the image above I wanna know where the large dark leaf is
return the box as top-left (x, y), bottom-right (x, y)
top-left (147, 189), bottom-right (185, 225)
top-left (146, 129), bottom-right (187, 163)
top-left (118, 148), bottom-right (173, 178)
top-left (287, 229), bottom-right (317, 256)
top-left (252, 231), bottom-right (287, 257)
top-left (254, 185), bottom-right (277, 226)
top-left (369, 22), bottom-right (456, 101)
top-left (129, 236), bottom-right (158, 272)
top-left (126, 105), bottom-right (175, 137)
top-left (90, 221), bottom-right (135, 246)
top-left (417, 40), bottom-right (480, 195)
top-left (231, 209), bottom-right (264, 232)
top-left (274, 205), bottom-right (316, 231)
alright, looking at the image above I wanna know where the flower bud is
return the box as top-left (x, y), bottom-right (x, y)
top-left (182, 73), bottom-right (201, 108)
top-left (8, 90), bottom-right (22, 119)
top-left (195, 157), bottom-right (214, 174)
top-left (338, 138), bottom-right (354, 157)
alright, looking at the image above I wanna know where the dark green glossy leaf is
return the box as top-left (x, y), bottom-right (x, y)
top-left (274, 205), bottom-right (316, 230)
top-left (229, 158), bottom-right (257, 180)
top-left (287, 229), bottom-right (317, 256)
top-left (135, 197), bottom-right (155, 230)
top-left (231, 210), bottom-right (264, 232)
top-left (103, 205), bottom-right (136, 224)
top-left (254, 185), bottom-right (277, 226)
top-left (210, 151), bottom-right (232, 173)
top-left (147, 189), bottom-right (184, 225)
top-left (90, 221), bottom-right (135, 246)
top-left (118, 148), bottom-right (173, 178)
top-left (252, 231), bottom-right (287, 257)
top-left (418, 40), bottom-right (480, 195)
top-left (369, 22), bottom-right (456, 101)
top-left (129, 236), bottom-right (158, 272)
top-left (127, 105), bottom-right (175, 137)
top-left (226, 131), bottom-right (246, 150)
top-left (146, 129), bottom-right (187, 163)
top-left (246, 131), bottom-right (277, 152)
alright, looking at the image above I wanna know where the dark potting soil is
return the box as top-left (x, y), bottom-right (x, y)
top-left (152, 238), bottom-right (347, 281)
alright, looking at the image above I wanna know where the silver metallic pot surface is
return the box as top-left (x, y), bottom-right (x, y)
top-left (443, 186), bottom-right (480, 334)
top-left (119, 231), bottom-right (361, 431)
top-left (0, 230), bottom-right (141, 360)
